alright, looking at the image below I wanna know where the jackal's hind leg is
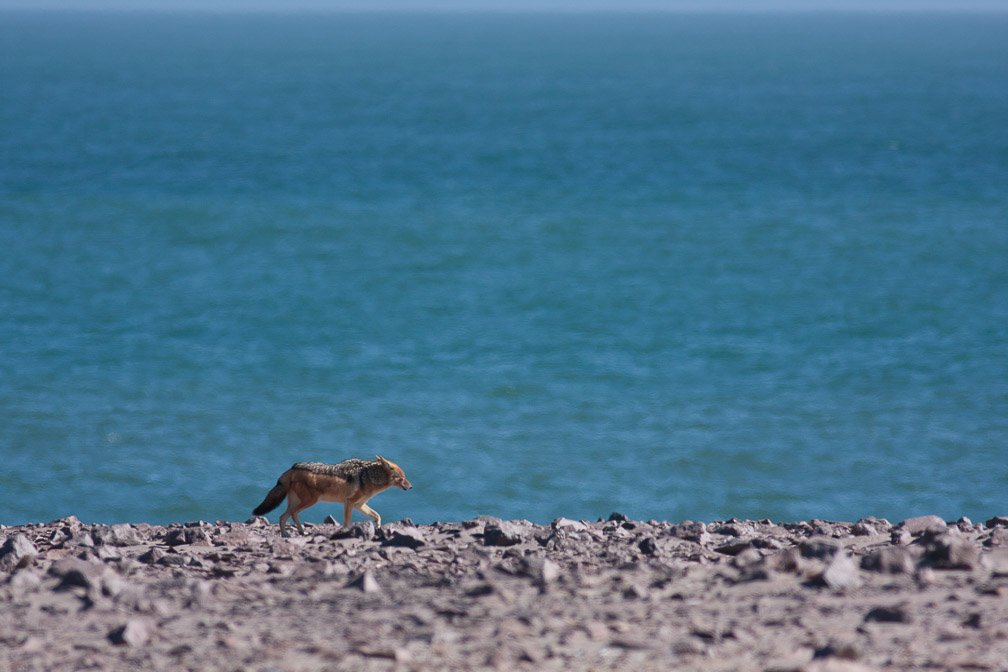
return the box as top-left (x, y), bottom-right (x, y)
top-left (277, 492), bottom-right (300, 538)
top-left (288, 495), bottom-right (317, 536)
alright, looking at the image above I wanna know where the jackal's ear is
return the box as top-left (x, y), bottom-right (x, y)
top-left (376, 455), bottom-right (387, 465)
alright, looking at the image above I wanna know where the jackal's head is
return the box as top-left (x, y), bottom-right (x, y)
top-left (377, 455), bottom-right (412, 491)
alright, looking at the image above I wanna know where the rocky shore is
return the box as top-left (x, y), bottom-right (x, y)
top-left (2, 513), bottom-right (1007, 671)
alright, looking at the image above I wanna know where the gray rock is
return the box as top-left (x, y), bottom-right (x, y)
top-left (890, 529), bottom-right (912, 545)
top-left (716, 540), bottom-right (755, 556)
top-left (91, 524), bottom-right (142, 547)
top-left (70, 532), bottom-right (95, 548)
top-left (672, 637), bottom-right (707, 656)
top-left (465, 582), bottom-right (495, 597)
top-left (861, 547), bottom-right (917, 574)
top-left (108, 618), bottom-right (156, 646)
top-left (165, 529), bottom-right (188, 546)
top-left (851, 517), bottom-right (891, 536)
top-left (518, 556), bottom-right (561, 585)
top-left (95, 545), bottom-right (122, 561)
top-left (51, 515), bottom-right (83, 530)
top-left (49, 527), bottom-right (71, 546)
top-left (638, 536), bottom-right (658, 555)
top-left (331, 521), bottom-right (376, 541)
top-left (819, 553), bottom-right (862, 590)
top-left (346, 571), bottom-right (381, 594)
top-left (799, 537), bottom-right (841, 560)
top-left (137, 548), bottom-right (166, 565)
top-left (622, 583), bottom-right (648, 600)
top-left (99, 571), bottom-right (130, 598)
top-left (813, 640), bottom-right (861, 660)
top-left (986, 516), bottom-right (1008, 528)
top-left (715, 521), bottom-right (755, 537)
top-left (484, 522), bottom-right (525, 547)
top-left (810, 520), bottom-right (842, 538)
top-left (8, 569), bottom-right (42, 592)
top-left (165, 527), bottom-right (212, 546)
top-left (764, 547), bottom-right (804, 573)
top-left (732, 547), bottom-right (763, 568)
top-left (537, 558), bottom-right (561, 584)
top-left (962, 612), bottom-right (983, 629)
top-left (50, 558), bottom-right (118, 595)
top-left (864, 605), bottom-right (912, 623)
top-left (803, 661), bottom-right (880, 672)
top-left (381, 527), bottom-right (427, 549)
top-left (923, 533), bottom-right (979, 570)
top-left (156, 553), bottom-right (191, 567)
top-left (469, 516), bottom-right (504, 530)
top-left (752, 536), bottom-right (788, 550)
top-left (900, 515), bottom-right (947, 536)
top-left (669, 521), bottom-right (711, 545)
top-left (0, 534), bottom-right (38, 572)
top-left (185, 528), bottom-right (213, 545)
top-left (551, 517), bottom-right (587, 532)
top-left (985, 527), bottom-right (1008, 547)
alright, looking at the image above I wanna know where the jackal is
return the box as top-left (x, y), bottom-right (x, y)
top-left (252, 456), bottom-right (412, 537)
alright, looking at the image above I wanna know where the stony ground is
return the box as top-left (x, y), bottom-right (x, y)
top-left (2, 513), bottom-right (1007, 672)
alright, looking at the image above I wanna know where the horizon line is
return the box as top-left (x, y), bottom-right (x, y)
top-left (2, 2), bottom-right (1008, 15)
top-left (2, 7), bottom-right (1008, 14)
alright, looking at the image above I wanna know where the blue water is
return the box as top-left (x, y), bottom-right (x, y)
top-left (2, 12), bottom-right (1006, 528)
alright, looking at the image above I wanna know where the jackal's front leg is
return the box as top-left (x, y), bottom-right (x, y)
top-left (356, 502), bottom-right (381, 527)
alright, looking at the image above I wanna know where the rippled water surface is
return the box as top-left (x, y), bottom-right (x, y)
top-left (2, 12), bottom-right (1006, 526)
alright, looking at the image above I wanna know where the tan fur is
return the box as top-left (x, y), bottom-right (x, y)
top-left (252, 456), bottom-right (412, 537)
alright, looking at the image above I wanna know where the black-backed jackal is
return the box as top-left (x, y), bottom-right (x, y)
top-left (252, 456), bottom-right (412, 537)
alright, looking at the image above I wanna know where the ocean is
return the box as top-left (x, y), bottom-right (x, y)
top-left (1, 11), bottom-right (1006, 528)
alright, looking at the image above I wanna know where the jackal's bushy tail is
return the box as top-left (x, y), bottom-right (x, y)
top-left (252, 480), bottom-right (287, 516)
